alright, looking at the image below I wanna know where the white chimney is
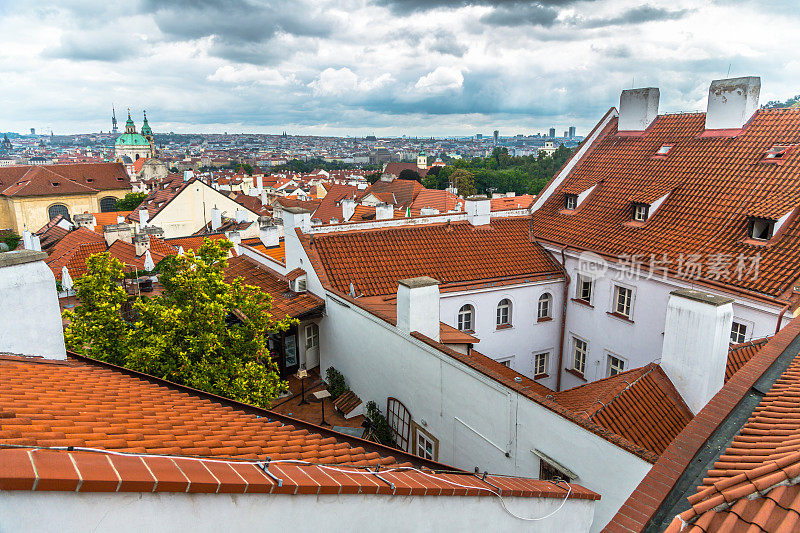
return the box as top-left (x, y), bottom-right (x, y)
top-left (341, 198), bottom-right (356, 221)
top-left (259, 224), bottom-right (279, 247)
top-left (228, 231), bottom-right (241, 255)
top-left (183, 170), bottom-right (194, 181)
top-left (397, 277), bottom-right (440, 342)
top-left (22, 229), bottom-right (32, 250)
top-left (139, 208), bottom-right (149, 227)
top-left (73, 213), bottom-right (96, 232)
top-left (260, 189), bottom-right (269, 205)
top-left (466, 195), bottom-right (491, 226)
top-left (211, 206), bottom-right (222, 231)
top-left (116, 215), bottom-right (125, 224)
top-left (256, 174), bottom-right (263, 191)
top-left (30, 235), bottom-right (41, 252)
top-left (134, 233), bottom-right (150, 256)
top-left (704, 76), bottom-right (761, 130)
top-left (375, 203), bottom-right (394, 220)
top-left (235, 209), bottom-right (249, 224)
top-left (660, 289), bottom-right (733, 414)
top-left (0, 251), bottom-right (66, 360)
top-left (618, 87), bottom-right (660, 131)
top-left (104, 223), bottom-right (132, 246)
top-left (282, 207), bottom-right (311, 234)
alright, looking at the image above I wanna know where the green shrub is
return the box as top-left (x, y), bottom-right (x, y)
top-left (365, 401), bottom-right (395, 447)
top-left (325, 366), bottom-right (348, 399)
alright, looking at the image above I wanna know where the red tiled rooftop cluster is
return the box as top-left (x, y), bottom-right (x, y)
top-left (0, 163), bottom-right (130, 197)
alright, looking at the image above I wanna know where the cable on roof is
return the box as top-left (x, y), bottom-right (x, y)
top-left (0, 444), bottom-right (576, 522)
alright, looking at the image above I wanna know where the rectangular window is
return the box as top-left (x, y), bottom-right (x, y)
top-left (565, 194), bottom-right (577, 210)
top-left (750, 218), bottom-right (775, 241)
top-left (572, 337), bottom-right (587, 375)
top-left (633, 204), bottom-right (649, 222)
top-left (305, 323), bottom-right (319, 349)
top-left (608, 355), bottom-right (625, 377)
top-left (731, 321), bottom-right (747, 344)
top-left (499, 359), bottom-right (511, 368)
top-left (414, 427), bottom-right (438, 461)
top-left (534, 352), bottom-right (549, 377)
top-left (614, 285), bottom-right (633, 317)
top-left (576, 275), bottom-right (593, 304)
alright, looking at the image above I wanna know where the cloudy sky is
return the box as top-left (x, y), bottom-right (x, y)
top-left (0, 0), bottom-right (798, 136)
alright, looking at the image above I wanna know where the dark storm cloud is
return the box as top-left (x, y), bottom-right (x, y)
top-left (577, 5), bottom-right (690, 28)
top-left (479, 3), bottom-right (559, 27)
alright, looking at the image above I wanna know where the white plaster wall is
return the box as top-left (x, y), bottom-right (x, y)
top-left (0, 490), bottom-right (595, 533)
top-left (551, 248), bottom-right (785, 390)
top-left (319, 293), bottom-right (652, 533)
top-left (439, 281), bottom-right (563, 387)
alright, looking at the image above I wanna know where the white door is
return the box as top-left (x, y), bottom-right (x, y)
top-left (304, 323), bottom-right (320, 369)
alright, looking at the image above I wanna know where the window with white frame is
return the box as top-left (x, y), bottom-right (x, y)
top-left (537, 293), bottom-right (552, 320)
top-left (576, 275), bottom-right (593, 304)
top-left (496, 299), bottom-right (512, 327)
top-left (731, 321), bottom-right (747, 344)
top-left (457, 304), bottom-right (475, 332)
top-left (572, 337), bottom-right (587, 375)
top-left (564, 194), bottom-right (577, 210)
top-left (613, 285), bottom-right (633, 318)
top-left (608, 354), bottom-right (625, 377)
top-left (305, 323), bottom-right (319, 349)
top-left (415, 428), bottom-right (438, 460)
top-left (633, 203), bottom-right (649, 222)
top-left (534, 352), bottom-right (549, 377)
top-left (498, 359), bottom-right (511, 368)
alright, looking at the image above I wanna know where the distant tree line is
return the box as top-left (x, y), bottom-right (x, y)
top-left (273, 158), bottom-right (380, 173)
top-left (421, 146), bottom-right (575, 197)
top-left (762, 95), bottom-right (800, 109)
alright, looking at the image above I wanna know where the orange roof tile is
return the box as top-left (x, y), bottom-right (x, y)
top-left (531, 108), bottom-right (800, 300)
top-left (410, 189), bottom-right (465, 216)
top-left (90, 211), bottom-right (133, 234)
top-left (0, 162), bottom-right (130, 197)
top-left (304, 218), bottom-right (564, 296)
top-left (726, 337), bottom-right (770, 381)
top-left (491, 194), bottom-right (535, 211)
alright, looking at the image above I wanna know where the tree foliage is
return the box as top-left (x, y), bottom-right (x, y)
top-left (63, 239), bottom-right (293, 407)
top-left (115, 192), bottom-right (148, 211)
top-left (450, 168), bottom-right (477, 197)
top-left (423, 145), bottom-right (575, 196)
top-left (398, 168), bottom-right (422, 181)
top-left (762, 95), bottom-right (800, 109)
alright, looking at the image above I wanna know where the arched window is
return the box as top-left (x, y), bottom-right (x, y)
top-left (100, 196), bottom-right (118, 212)
top-left (457, 304), bottom-right (474, 332)
top-left (538, 293), bottom-right (552, 320)
top-left (48, 203), bottom-right (70, 221)
top-left (496, 299), bottom-right (512, 327)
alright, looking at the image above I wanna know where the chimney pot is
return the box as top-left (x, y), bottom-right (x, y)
top-left (210, 207), bottom-right (222, 231)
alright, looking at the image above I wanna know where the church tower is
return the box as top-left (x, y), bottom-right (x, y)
top-left (141, 111), bottom-right (155, 157)
top-left (125, 109), bottom-right (137, 134)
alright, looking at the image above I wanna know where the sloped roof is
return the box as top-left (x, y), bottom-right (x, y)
top-left (554, 364), bottom-right (693, 456)
top-left (410, 189), bottom-right (465, 216)
top-left (726, 337), bottom-right (770, 381)
top-left (360, 178), bottom-right (424, 208)
top-left (224, 255), bottom-right (324, 319)
top-left (382, 162), bottom-right (428, 179)
top-left (127, 174), bottom-right (189, 223)
top-left (0, 162), bottom-right (130, 197)
top-left (304, 218), bottom-right (564, 296)
top-left (491, 195), bottom-right (535, 211)
top-left (530, 108), bottom-right (800, 300)
top-left (311, 183), bottom-right (359, 223)
top-left (89, 211), bottom-right (133, 234)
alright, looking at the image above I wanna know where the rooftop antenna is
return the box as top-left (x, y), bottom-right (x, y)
top-left (727, 63), bottom-right (732, 77)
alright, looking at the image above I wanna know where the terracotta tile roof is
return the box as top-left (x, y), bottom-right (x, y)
top-left (89, 211), bottom-right (133, 234)
top-left (285, 267), bottom-right (306, 281)
top-left (727, 337), bottom-right (770, 382)
top-left (555, 364), bottom-right (693, 456)
top-left (664, 349), bottom-right (800, 532)
top-left (0, 446), bottom-right (598, 501)
top-left (0, 353), bottom-right (435, 471)
top-left (244, 240), bottom-right (286, 264)
top-left (127, 175), bottom-right (189, 223)
top-left (275, 196), bottom-right (321, 213)
top-left (45, 228), bottom-right (106, 271)
top-left (332, 390), bottom-right (363, 417)
top-left (224, 255), bottom-right (324, 319)
top-left (34, 216), bottom-right (71, 249)
top-left (491, 195), bottom-right (535, 211)
top-left (305, 218), bottom-right (564, 296)
top-left (410, 189), bottom-right (465, 215)
top-left (604, 317), bottom-right (800, 533)
top-left (52, 241), bottom-right (108, 279)
top-left (360, 178), bottom-right (424, 208)
top-left (164, 233), bottom-right (231, 253)
top-left (312, 184), bottom-right (359, 223)
top-left (351, 204), bottom-right (377, 220)
top-left (382, 163), bottom-right (429, 179)
top-left (530, 108), bottom-right (800, 300)
top-left (0, 162), bottom-right (130, 197)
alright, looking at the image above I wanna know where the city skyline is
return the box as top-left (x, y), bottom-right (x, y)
top-left (1, 0), bottom-right (798, 136)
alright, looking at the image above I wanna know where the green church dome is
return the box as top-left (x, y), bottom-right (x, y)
top-left (115, 133), bottom-right (150, 146)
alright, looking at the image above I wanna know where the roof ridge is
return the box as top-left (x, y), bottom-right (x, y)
top-left (587, 363), bottom-right (660, 421)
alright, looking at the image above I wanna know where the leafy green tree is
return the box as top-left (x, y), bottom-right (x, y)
top-left (115, 192), bottom-right (148, 211)
top-left (63, 253), bottom-right (132, 364)
top-left (762, 95), bottom-right (800, 109)
top-left (0, 231), bottom-right (20, 251)
top-left (398, 168), bottom-right (422, 181)
top-left (450, 168), bottom-right (477, 197)
top-left (64, 239), bottom-right (293, 407)
top-left (235, 163), bottom-right (254, 175)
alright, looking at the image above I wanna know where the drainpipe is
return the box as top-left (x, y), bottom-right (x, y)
top-left (556, 245), bottom-right (573, 392)
top-left (776, 303), bottom-right (790, 334)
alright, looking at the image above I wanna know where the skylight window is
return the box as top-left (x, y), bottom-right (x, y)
top-left (750, 217), bottom-right (775, 241)
top-left (763, 144), bottom-right (794, 163)
top-left (656, 144), bottom-right (672, 155)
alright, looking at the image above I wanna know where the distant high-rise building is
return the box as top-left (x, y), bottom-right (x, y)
top-left (569, 126), bottom-right (576, 138)
top-left (493, 130), bottom-right (499, 144)
top-left (30, 128), bottom-right (35, 135)
top-left (112, 106), bottom-right (119, 135)
top-left (549, 127), bottom-right (556, 138)
top-left (564, 131), bottom-right (568, 138)
top-left (476, 133), bottom-right (483, 140)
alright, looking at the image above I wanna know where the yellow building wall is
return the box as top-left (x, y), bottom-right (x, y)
top-left (2, 189), bottom-right (129, 234)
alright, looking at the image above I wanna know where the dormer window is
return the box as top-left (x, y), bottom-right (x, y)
top-left (632, 203), bottom-right (649, 222)
top-left (762, 144), bottom-right (794, 164)
top-left (564, 194), bottom-right (577, 210)
top-left (750, 217), bottom-right (775, 241)
top-left (656, 144), bottom-right (672, 155)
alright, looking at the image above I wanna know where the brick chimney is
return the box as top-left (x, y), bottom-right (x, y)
top-left (660, 289), bottom-right (733, 414)
top-left (618, 87), bottom-right (660, 131)
top-left (0, 251), bottom-right (66, 360)
top-left (134, 233), bottom-right (150, 256)
top-left (466, 195), bottom-right (490, 226)
top-left (397, 277), bottom-right (440, 342)
top-left (704, 76), bottom-right (761, 130)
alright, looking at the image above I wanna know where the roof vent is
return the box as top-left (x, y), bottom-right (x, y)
top-left (704, 76), bottom-right (760, 131)
top-left (618, 88), bottom-right (660, 132)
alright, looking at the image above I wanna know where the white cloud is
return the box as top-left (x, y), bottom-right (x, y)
top-left (309, 68), bottom-right (392, 96)
top-left (207, 65), bottom-right (291, 86)
top-left (414, 66), bottom-right (464, 93)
